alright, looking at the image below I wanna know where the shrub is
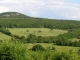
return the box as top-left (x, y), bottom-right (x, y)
top-left (32, 44), bottom-right (45, 51)
top-left (26, 30), bottom-right (29, 32)
top-left (38, 30), bottom-right (42, 33)
top-left (52, 46), bottom-right (56, 50)
top-left (0, 41), bottom-right (28, 60)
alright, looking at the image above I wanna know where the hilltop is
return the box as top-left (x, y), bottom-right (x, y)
top-left (0, 12), bottom-right (29, 18)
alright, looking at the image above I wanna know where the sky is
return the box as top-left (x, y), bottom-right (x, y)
top-left (0, 0), bottom-right (80, 20)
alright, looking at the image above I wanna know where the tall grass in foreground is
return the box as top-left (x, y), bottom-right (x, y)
top-left (0, 40), bottom-right (80, 60)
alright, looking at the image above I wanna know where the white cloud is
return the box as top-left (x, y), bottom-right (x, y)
top-left (0, 6), bottom-right (9, 13)
top-left (31, 11), bottom-right (39, 17)
top-left (0, 0), bottom-right (80, 20)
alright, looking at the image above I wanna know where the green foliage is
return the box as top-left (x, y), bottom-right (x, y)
top-left (52, 46), bottom-right (56, 50)
top-left (0, 41), bottom-right (80, 60)
top-left (55, 29), bottom-right (80, 47)
top-left (38, 30), bottom-right (42, 33)
top-left (26, 30), bottom-right (29, 32)
top-left (0, 41), bottom-right (28, 60)
top-left (0, 28), bottom-right (11, 36)
top-left (0, 14), bottom-right (80, 29)
top-left (27, 34), bottom-right (37, 43)
top-left (53, 52), bottom-right (75, 60)
top-left (31, 44), bottom-right (45, 51)
top-left (78, 47), bottom-right (80, 55)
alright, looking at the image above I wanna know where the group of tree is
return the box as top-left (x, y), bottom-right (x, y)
top-left (0, 28), bottom-right (11, 35)
top-left (0, 28), bottom-right (80, 47)
top-left (55, 29), bottom-right (80, 47)
top-left (26, 29), bottom-right (80, 47)
top-left (27, 34), bottom-right (55, 43)
top-left (1, 18), bottom-right (80, 29)
top-left (0, 28), bottom-right (26, 43)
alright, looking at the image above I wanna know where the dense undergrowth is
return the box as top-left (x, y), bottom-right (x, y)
top-left (0, 40), bottom-right (80, 60)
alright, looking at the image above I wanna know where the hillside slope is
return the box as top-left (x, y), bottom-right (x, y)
top-left (0, 12), bottom-right (29, 18)
top-left (0, 12), bottom-right (80, 29)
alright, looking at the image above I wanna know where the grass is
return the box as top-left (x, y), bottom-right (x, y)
top-left (8, 28), bottom-right (68, 37)
top-left (26, 43), bottom-right (79, 52)
top-left (69, 38), bottom-right (80, 42)
top-left (1, 28), bottom-right (78, 52)
top-left (0, 32), bottom-right (11, 40)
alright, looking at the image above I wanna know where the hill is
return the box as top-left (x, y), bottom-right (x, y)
top-left (0, 12), bottom-right (80, 29)
top-left (0, 12), bottom-right (29, 18)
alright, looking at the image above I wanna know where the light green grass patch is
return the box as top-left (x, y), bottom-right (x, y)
top-left (8, 28), bottom-right (68, 37)
top-left (26, 43), bottom-right (79, 52)
top-left (69, 38), bottom-right (80, 42)
top-left (0, 32), bottom-right (11, 40)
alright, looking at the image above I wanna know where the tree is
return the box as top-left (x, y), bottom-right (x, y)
top-left (38, 30), bottom-right (42, 33)
top-left (31, 44), bottom-right (45, 51)
top-left (27, 34), bottom-right (37, 43)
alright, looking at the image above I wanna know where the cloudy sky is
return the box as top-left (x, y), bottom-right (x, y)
top-left (0, 0), bottom-right (80, 20)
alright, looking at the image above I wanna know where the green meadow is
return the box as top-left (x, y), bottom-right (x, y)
top-left (8, 28), bottom-right (68, 37)
top-left (0, 32), bottom-right (11, 40)
top-left (26, 43), bottom-right (79, 52)
top-left (69, 38), bottom-right (80, 42)
top-left (0, 28), bottom-right (79, 52)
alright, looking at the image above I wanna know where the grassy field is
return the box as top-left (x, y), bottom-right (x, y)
top-left (26, 43), bottom-right (79, 52)
top-left (0, 28), bottom-right (79, 53)
top-left (8, 28), bottom-right (68, 37)
top-left (0, 32), bottom-right (11, 40)
top-left (69, 38), bottom-right (80, 42)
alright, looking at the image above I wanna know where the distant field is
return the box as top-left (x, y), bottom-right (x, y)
top-left (26, 43), bottom-right (79, 52)
top-left (69, 38), bottom-right (80, 42)
top-left (8, 28), bottom-right (68, 37)
top-left (0, 32), bottom-right (11, 40)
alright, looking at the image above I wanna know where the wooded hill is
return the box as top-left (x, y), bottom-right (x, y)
top-left (0, 12), bottom-right (80, 29)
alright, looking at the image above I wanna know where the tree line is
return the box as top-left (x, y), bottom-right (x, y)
top-left (0, 28), bottom-right (80, 47)
top-left (26, 29), bottom-right (80, 47)
top-left (0, 18), bottom-right (80, 29)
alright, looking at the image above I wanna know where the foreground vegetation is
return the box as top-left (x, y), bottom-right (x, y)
top-left (0, 40), bottom-right (80, 60)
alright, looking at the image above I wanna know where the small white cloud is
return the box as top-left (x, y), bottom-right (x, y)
top-left (0, 6), bottom-right (9, 13)
top-left (31, 11), bottom-right (39, 17)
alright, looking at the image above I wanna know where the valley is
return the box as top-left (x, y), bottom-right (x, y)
top-left (0, 12), bottom-right (80, 60)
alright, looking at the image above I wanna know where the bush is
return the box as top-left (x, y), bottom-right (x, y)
top-left (52, 46), bottom-right (56, 50)
top-left (38, 30), bottom-right (42, 33)
top-left (32, 44), bottom-right (45, 51)
top-left (26, 30), bottom-right (29, 32)
top-left (0, 41), bottom-right (28, 60)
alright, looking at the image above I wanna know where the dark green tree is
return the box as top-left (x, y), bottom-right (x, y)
top-left (32, 44), bottom-right (45, 51)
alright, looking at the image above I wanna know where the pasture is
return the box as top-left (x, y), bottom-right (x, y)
top-left (26, 43), bottom-right (79, 52)
top-left (69, 38), bottom-right (80, 42)
top-left (1, 28), bottom-right (78, 52)
top-left (0, 32), bottom-right (11, 40)
top-left (8, 28), bottom-right (68, 37)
